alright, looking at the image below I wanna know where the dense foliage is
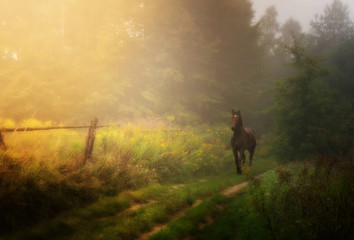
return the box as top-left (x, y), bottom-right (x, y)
top-left (0, 0), bottom-right (263, 126)
top-left (268, 43), bottom-right (352, 161)
top-left (251, 2), bottom-right (354, 238)
top-left (249, 161), bottom-right (354, 240)
top-left (259, 0), bottom-right (354, 162)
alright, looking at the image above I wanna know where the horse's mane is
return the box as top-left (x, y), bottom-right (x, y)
top-left (238, 112), bottom-right (243, 127)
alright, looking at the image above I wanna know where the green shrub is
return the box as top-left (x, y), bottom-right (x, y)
top-left (249, 160), bottom-right (354, 239)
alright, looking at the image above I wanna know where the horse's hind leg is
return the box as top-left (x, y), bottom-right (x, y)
top-left (240, 151), bottom-right (246, 165)
top-left (249, 147), bottom-right (255, 166)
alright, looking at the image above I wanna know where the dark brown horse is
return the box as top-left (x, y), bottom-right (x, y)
top-left (230, 109), bottom-right (256, 174)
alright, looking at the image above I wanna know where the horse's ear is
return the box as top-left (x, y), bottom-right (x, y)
top-left (237, 109), bottom-right (241, 114)
top-left (232, 109), bottom-right (236, 114)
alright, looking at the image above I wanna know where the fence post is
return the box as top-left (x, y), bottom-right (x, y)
top-left (0, 131), bottom-right (7, 151)
top-left (83, 118), bottom-right (98, 165)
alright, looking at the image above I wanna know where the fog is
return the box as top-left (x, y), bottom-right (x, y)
top-left (0, 0), bottom-right (353, 128)
top-left (251, 0), bottom-right (354, 30)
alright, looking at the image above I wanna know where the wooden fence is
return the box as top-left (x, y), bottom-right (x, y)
top-left (0, 118), bottom-right (112, 164)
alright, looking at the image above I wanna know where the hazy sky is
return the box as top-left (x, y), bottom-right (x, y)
top-left (251, 0), bottom-right (354, 31)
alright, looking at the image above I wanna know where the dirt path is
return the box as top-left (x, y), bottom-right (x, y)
top-left (221, 173), bottom-right (265, 196)
top-left (138, 173), bottom-right (266, 239)
top-left (139, 199), bottom-right (203, 240)
top-left (221, 181), bottom-right (249, 196)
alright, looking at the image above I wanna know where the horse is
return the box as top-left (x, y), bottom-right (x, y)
top-left (230, 109), bottom-right (256, 174)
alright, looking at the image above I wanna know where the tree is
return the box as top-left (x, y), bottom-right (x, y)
top-left (0, 0), bottom-right (144, 122)
top-left (329, 38), bottom-right (354, 104)
top-left (280, 18), bottom-right (302, 47)
top-left (0, 0), bottom-right (265, 126)
top-left (258, 6), bottom-right (280, 55)
top-left (309, 0), bottom-right (354, 52)
top-left (183, 0), bottom-right (263, 123)
top-left (304, 0), bottom-right (354, 118)
top-left (257, 10), bottom-right (302, 135)
top-left (142, 0), bottom-right (263, 124)
top-left (270, 42), bottom-right (339, 160)
top-left (140, 0), bottom-right (214, 122)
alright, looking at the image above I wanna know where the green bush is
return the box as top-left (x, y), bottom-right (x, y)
top-left (249, 160), bottom-right (354, 239)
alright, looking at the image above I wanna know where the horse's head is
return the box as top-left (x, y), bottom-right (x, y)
top-left (231, 109), bottom-right (242, 131)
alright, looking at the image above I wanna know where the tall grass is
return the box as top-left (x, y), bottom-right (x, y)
top-left (0, 119), bottom-right (233, 233)
top-left (248, 160), bottom-right (354, 240)
top-left (170, 160), bottom-right (353, 240)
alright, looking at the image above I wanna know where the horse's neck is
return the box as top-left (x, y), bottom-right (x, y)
top-left (233, 124), bottom-right (246, 137)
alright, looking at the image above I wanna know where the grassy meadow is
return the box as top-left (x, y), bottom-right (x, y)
top-left (149, 161), bottom-right (353, 240)
top-left (1, 119), bottom-right (352, 240)
top-left (0, 118), bottom-right (277, 237)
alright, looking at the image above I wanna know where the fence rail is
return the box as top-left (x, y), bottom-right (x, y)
top-left (0, 125), bottom-right (112, 132)
top-left (0, 118), bottom-right (115, 164)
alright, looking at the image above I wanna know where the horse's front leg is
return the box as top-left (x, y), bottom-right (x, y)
top-left (232, 148), bottom-right (242, 175)
top-left (240, 150), bottom-right (246, 165)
